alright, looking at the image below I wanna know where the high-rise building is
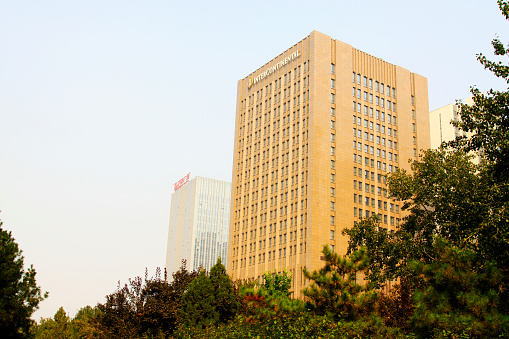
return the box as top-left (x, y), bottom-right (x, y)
top-left (166, 175), bottom-right (231, 277)
top-left (228, 31), bottom-right (430, 292)
top-left (429, 97), bottom-right (473, 149)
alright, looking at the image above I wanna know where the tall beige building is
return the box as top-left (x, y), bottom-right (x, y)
top-left (429, 98), bottom-right (473, 149)
top-left (228, 31), bottom-right (430, 293)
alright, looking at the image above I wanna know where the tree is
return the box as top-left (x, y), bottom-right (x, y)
top-left (409, 238), bottom-right (509, 339)
top-left (32, 307), bottom-right (70, 339)
top-left (261, 269), bottom-right (292, 299)
top-left (0, 219), bottom-right (47, 339)
top-left (240, 269), bottom-right (304, 322)
top-left (346, 149), bottom-right (483, 286)
top-left (209, 258), bottom-right (239, 324)
top-left (97, 263), bottom-right (198, 338)
top-left (345, 2), bottom-right (509, 335)
top-left (302, 246), bottom-right (378, 321)
top-left (179, 269), bottom-right (218, 328)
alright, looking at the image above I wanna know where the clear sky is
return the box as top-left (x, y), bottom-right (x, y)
top-left (0, 1), bottom-right (507, 320)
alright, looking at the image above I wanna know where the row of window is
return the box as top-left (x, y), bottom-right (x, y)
top-left (352, 154), bottom-right (398, 173)
top-left (352, 143), bottom-right (398, 161)
top-left (351, 72), bottom-right (396, 98)
top-left (234, 242), bottom-right (306, 269)
top-left (353, 208), bottom-right (400, 225)
top-left (353, 196), bottom-right (399, 212)
top-left (352, 89), bottom-right (396, 111)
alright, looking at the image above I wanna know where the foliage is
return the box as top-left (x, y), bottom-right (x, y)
top-left (0, 219), bottom-right (47, 339)
top-left (179, 269), bottom-right (218, 328)
top-left (32, 306), bottom-right (103, 339)
top-left (452, 0), bottom-right (509, 182)
top-left (97, 262), bottom-right (197, 338)
top-left (172, 313), bottom-right (412, 339)
top-left (409, 238), bottom-right (509, 339)
top-left (302, 245), bottom-right (378, 321)
top-left (377, 277), bottom-right (414, 332)
top-left (239, 269), bottom-right (304, 322)
top-left (261, 269), bottom-right (292, 298)
top-left (346, 3), bottom-right (509, 336)
top-left (209, 258), bottom-right (239, 324)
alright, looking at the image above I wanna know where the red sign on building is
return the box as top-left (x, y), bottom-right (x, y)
top-left (174, 172), bottom-right (191, 191)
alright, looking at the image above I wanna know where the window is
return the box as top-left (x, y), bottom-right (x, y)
top-left (363, 76), bottom-right (367, 87)
top-left (331, 93), bottom-right (335, 103)
top-left (331, 63), bottom-right (335, 74)
top-left (331, 120), bottom-right (335, 129)
top-left (331, 79), bottom-right (335, 89)
top-left (369, 78), bottom-right (373, 89)
top-left (331, 187), bottom-right (335, 197)
top-left (331, 147), bottom-right (335, 156)
top-left (330, 215), bottom-right (335, 225)
top-left (375, 81), bottom-right (379, 91)
top-left (330, 230), bottom-right (335, 240)
top-left (331, 133), bottom-right (335, 142)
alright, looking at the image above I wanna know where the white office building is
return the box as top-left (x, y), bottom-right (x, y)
top-left (165, 176), bottom-right (231, 277)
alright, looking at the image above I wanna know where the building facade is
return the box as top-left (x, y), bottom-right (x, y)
top-left (429, 97), bottom-right (473, 149)
top-left (228, 31), bottom-right (430, 293)
top-left (166, 176), bottom-right (231, 277)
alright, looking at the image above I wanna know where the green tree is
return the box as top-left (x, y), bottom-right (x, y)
top-left (302, 246), bottom-right (378, 321)
top-left (69, 305), bottom-right (102, 338)
top-left (449, 0), bottom-right (509, 276)
top-left (346, 149), bottom-right (483, 286)
top-left (409, 238), bottom-right (509, 338)
top-left (0, 219), bottom-right (47, 339)
top-left (240, 269), bottom-right (304, 322)
top-left (179, 269), bottom-right (218, 328)
top-left (209, 258), bottom-right (239, 323)
top-left (32, 307), bottom-right (71, 339)
top-left (345, 2), bottom-right (509, 335)
top-left (261, 269), bottom-right (292, 298)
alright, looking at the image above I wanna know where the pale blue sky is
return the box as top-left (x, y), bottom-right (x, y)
top-left (0, 0), bottom-right (507, 319)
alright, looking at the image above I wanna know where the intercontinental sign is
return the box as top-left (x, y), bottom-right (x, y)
top-left (248, 51), bottom-right (301, 88)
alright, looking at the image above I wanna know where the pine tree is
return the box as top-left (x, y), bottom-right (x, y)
top-left (0, 219), bottom-right (47, 339)
top-left (179, 269), bottom-right (218, 328)
top-left (209, 258), bottom-right (239, 323)
top-left (302, 246), bottom-right (378, 321)
top-left (409, 238), bottom-right (509, 338)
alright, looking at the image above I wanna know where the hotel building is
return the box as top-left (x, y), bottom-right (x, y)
top-left (166, 175), bottom-right (231, 277)
top-left (228, 31), bottom-right (430, 292)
